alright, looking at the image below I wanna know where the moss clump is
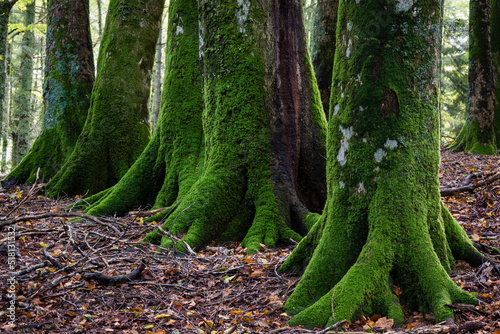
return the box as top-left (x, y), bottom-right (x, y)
top-left (280, 0), bottom-right (484, 328)
top-left (44, 0), bottom-right (165, 197)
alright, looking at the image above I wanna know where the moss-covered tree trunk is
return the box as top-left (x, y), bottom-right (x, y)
top-left (0, 1), bottom-right (17, 169)
top-left (14, 0), bottom-right (36, 165)
top-left (310, 0), bottom-right (338, 118)
top-left (279, 0), bottom-right (486, 327)
top-left (85, 0), bottom-right (327, 253)
top-left (492, 0), bottom-right (500, 145)
top-left (450, 0), bottom-right (497, 154)
top-left (45, 0), bottom-right (165, 196)
top-left (4, 0), bottom-right (95, 185)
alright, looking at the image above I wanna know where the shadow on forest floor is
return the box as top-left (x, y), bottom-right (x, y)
top-left (1, 150), bottom-right (500, 333)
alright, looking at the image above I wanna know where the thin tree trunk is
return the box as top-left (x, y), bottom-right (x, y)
top-left (0, 0), bottom-right (17, 170)
top-left (15, 0), bottom-right (36, 165)
top-left (310, 0), bottom-right (338, 118)
top-left (150, 23), bottom-right (162, 131)
top-left (97, 0), bottom-right (102, 36)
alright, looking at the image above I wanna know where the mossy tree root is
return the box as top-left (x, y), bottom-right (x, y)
top-left (282, 189), bottom-right (479, 328)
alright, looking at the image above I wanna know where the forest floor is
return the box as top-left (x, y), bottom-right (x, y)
top-left (2, 151), bottom-right (500, 334)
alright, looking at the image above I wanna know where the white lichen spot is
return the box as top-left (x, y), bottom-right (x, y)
top-left (346, 39), bottom-right (352, 58)
top-left (337, 141), bottom-right (349, 166)
top-left (355, 0), bottom-right (361, 4)
top-left (396, 0), bottom-right (413, 12)
top-left (176, 25), bottom-right (184, 35)
top-left (362, 138), bottom-right (367, 143)
top-left (339, 181), bottom-right (345, 189)
top-left (374, 167), bottom-right (380, 172)
top-left (359, 106), bottom-right (364, 112)
top-left (337, 126), bottom-right (353, 166)
top-left (384, 139), bottom-right (398, 150)
top-left (374, 148), bottom-right (387, 162)
top-left (333, 104), bottom-right (340, 116)
top-left (355, 182), bottom-right (366, 194)
top-left (236, 0), bottom-right (250, 33)
top-left (340, 126), bottom-right (354, 140)
top-left (347, 22), bottom-right (353, 31)
top-left (341, 92), bottom-right (344, 98)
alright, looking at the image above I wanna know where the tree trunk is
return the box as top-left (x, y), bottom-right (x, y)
top-left (492, 0), bottom-right (500, 145)
top-left (280, 0), bottom-right (484, 327)
top-left (45, 0), bottom-right (165, 196)
top-left (2, 41), bottom-right (11, 172)
top-left (0, 1), bottom-right (17, 169)
top-left (310, 0), bottom-right (338, 118)
top-left (449, 0), bottom-right (497, 154)
top-left (150, 24), bottom-right (162, 131)
top-left (85, 0), bottom-right (327, 253)
top-left (14, 0), bottom-right (36, 165)
top-left (4, 0), bottom-right (95, 184)
top-left (97, 0), bottom-right (103, 36)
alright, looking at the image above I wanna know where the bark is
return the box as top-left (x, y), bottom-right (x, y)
top-left (4, 0), bottom-right (95, 185)
top-left (14, 0), bottom-right (36, 165)
top-left (449, 0), bottom-right (497, 154)
top-left (85, 0), bottom-right (327, 253)
top-left (150, 24), bottom-right (162, 131)
top-left (492, 0), bottom-right (500, 145)
top-left (2, 41), bottom-right (11, 172)
top-left (310, 0), bottom-right (338, 118)
top-left (97, 0), bottom-right (103, 36)
top-left (280, 0), bottom-right (484, 327)
top-left (45, 0), bottom-right (165, 197)
top-left (0, 1), bottom-right (17, 166)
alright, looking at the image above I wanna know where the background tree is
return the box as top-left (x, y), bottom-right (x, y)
top-left (44, 0), bottom-right (164, 197)
top-left (492, 0), bottom-right (500, 145)
top-left (84, 0), bottom-right (327, 253)
top-left (149, 21), bottom-right (163, 132)
top-left (310, 0), bottom-right (338, 117)
top-left (0, 0), bottom-right (18, 169)
top-left (4, 0), bottom-right (94, 184)
top-left (279, 0), bottom-right (486, 327)
top-left (440, 0), bottom-right (468, 141)
top-left (12, 0), bottom-right (35, 165)
top-left (449, 0), bottom-right (497, 154)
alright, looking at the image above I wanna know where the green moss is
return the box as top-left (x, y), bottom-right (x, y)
top-left (45, 0), bottom-right (164, 197)
top-left (281, 0), bottom-right (482, 328)
top-left (87, 0), bottom-right (326, 255)
top-left (5, 0), bottom-right (94, 185)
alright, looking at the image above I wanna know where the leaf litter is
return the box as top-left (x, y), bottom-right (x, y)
top-left (1, 150), bottom-right (500, 333)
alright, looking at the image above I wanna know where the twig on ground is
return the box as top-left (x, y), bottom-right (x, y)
top-left (83, 261), bottom-right (146, 286)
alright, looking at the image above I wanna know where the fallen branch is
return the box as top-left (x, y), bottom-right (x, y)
top-left (83, 262), bottom-right (146, 286)
top-left (440, 170), bottom-right (500, 196)
top-left (0, 211), bottom-right (124, 233)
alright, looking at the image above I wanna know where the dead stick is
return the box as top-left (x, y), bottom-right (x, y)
top-left (440, 172), bottom-right (500, 196)
top-left (83, 262), bottom-right (146, 286)
top-left (0, 211), bottom-right (123, 232)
